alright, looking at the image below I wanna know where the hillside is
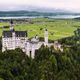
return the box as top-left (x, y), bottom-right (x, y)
top-left (0, 11), bottom-right (80, 17)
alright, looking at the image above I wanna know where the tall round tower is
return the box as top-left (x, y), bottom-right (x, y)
top-left (44, 29), bottom-right (48, 45)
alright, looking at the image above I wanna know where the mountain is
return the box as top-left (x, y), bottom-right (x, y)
top-left (0, 10), bottom-right (80, 18)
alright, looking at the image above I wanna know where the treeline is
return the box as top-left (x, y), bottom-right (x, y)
top-left (0, 44), bottom-right (80, 80)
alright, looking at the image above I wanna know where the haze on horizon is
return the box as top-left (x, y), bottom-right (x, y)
top-left (0, 0), bottom-right (80, 13)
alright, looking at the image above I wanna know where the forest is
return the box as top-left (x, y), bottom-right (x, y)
top-left (0, 28), bottom-right (80, 80)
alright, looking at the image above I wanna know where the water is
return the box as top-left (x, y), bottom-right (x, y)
top-left (0, 15), bottom-right (80, 19)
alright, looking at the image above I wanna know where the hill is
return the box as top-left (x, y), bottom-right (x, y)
top-left (0, 11), bottom-right (80, 18)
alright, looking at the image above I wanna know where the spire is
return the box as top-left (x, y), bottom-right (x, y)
top-left (10, 19), bottom-right (14, 31)
top-left (45, 29), bottom-right (47, 31)
top-left (10, 19), bottom-right (13, 24)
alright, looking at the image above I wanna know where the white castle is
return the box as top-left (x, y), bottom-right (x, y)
top-left (2, 20), bottom-right (50, 58)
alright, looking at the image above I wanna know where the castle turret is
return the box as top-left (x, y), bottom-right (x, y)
top-left (44, 29), bottom-right (48, 45)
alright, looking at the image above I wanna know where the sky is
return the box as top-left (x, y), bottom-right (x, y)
top-left (0, 0), bottom-right (80, 12)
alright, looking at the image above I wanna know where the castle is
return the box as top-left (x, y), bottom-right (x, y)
top-left (2, 20), bottom-right (49, 58)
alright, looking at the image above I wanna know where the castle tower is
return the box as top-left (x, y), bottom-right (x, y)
top-left (12, 31), bottom-right (16, 49)
top-left (44, 29), bottom-right (48, 45)
top-left (26, 41), bottom-right (30, 56)
top-left (2, 35), bottom-right (6, 52)
top-left (31, 44), bottom-right (35, 58)
top-left (10, 20), bottom-right (14, 31)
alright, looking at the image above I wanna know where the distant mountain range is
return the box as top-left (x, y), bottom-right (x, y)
top-left (0, 10), bottom-right (80, 18)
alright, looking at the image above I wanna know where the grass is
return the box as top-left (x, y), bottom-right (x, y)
top-left (0, 18), bottom-right (80, 40)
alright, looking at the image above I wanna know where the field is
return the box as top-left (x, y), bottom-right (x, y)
top-left (0, 18), bottom-right (80, 40)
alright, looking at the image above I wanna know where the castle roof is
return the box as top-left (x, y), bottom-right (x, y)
top-left (15, 31), bottom-right (27, 37)
top-left (2, 31), bottom-right (27, 38)
top-left (3, 31), bottom-right (12, 37)
top-left (31, 37), bottom-right (39, 43)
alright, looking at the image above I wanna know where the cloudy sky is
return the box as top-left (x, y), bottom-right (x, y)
top-left (0, 0), bottom-right (80, 12)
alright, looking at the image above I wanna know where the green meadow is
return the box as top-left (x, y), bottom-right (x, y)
top-left (0, 18), bottom-right (80, 40)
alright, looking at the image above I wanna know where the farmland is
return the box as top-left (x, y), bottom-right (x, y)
top-left (0, 18), bottom-right (80, 40)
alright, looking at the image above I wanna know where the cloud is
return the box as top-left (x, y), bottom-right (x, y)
top-left (0, 0), bottom-right (80, 12)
